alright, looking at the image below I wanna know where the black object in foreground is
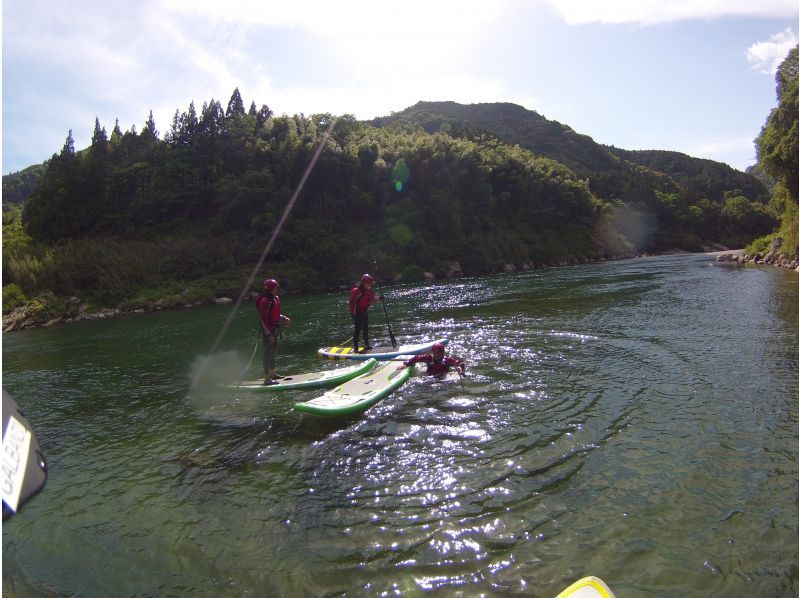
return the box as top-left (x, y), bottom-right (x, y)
top-left (2, 389), bottom-right (47, 521)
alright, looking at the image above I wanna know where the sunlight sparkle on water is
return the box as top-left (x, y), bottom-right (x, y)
top-left (549, 330), bottom-right (599, 341)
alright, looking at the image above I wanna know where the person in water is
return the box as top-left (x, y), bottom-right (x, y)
top-left (397, 342), bottom-right (466, 376)
top-left (349, 273), bottom-right (383, 353)
top-left (256, 278), bottom-right (291, 385)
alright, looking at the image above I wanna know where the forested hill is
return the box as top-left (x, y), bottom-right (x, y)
top-left (606, 147), bottom-right (767, 201)
top-left (372, 101), bottom-right (621, 178)
top-left (2, 93), bottom-right (778, 323)
top-left (372, 101), bottom-right (768, 204)
top-left (2, 164), bottom-right (46, 205)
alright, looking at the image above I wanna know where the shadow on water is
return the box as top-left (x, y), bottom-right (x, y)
top-left (186, 350), bottom-right (366, 428)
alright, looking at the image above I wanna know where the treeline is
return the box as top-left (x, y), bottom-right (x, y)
top-left (748, 46), bottom-right (798, 259)
top-left (3, 87), bottom-right (780, 319)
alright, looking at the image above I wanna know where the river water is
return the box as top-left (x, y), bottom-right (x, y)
top-left (2, 254), bottom-right (797, 596)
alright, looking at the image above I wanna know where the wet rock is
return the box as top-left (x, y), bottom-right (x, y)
top-left (764, 237), bottom-right (783, 264)
top-left (64, 296), bottom-right (85, 318)
top-left (446, 262), bottom-right (463, 277)
top-left (3, 308), bottom-right (29, 332)
top-left (84, 308), bottom-right (119, 320)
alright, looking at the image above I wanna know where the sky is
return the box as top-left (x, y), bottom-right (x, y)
top-left (2, 0), bottom-right (798, 176)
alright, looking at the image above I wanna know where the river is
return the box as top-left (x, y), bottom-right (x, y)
top-left (2, 254), bottom-right (797, 596)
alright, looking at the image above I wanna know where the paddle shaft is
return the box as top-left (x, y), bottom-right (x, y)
top-left (380, 295), bottom-right (397, 347)
top-left (371, 264), bottom-right (397, 347)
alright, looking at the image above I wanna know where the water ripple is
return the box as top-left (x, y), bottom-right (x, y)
top-left (2, 255), bottom-right (797, 596)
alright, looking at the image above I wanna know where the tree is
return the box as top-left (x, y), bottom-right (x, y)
top-left (167, 109), bottom-right (181, 145)
top-left (226, 87), bottom-right (245, 118)
top-left (61, 129), bottom-right (75, 157)
top-left (110, 119), bottom-right (122, 148)
top-left (756, 46), bottom-right (798, 202)
top-left (142, 110), bottom-right (159, 140)
top-left (22, 128), bottom-right (84, 241)
top-left (178, 101), bottom-right (199, 146)
top-left (91, 117), bottom-right (108, 148)
top-left (84, 118), bottom-right (110, 232)
top-left (196, 100), bottom-right (225, 184)
top-left (200, 100), bottom-right (224, 136)
top-left (256, 104), bottom-right (273, 131)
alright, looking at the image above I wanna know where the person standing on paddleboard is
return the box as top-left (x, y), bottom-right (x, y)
top-left (257, 278), bottom-right (291, 385)
top-left (397, 342), bottom-right (465, 376)
top-left (350, 273), bottom-right (383, 353)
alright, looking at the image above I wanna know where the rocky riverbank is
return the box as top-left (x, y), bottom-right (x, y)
top-left (711, 240), bottom-right (799, 271)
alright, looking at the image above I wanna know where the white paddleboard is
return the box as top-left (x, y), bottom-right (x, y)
top-left (318, 338), bottom-right (448, 360)
top-left (293, 361), bottom-right (412, 415)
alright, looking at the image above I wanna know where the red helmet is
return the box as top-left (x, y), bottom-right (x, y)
top-left (263, 278), bottom-right (278, 291)
top-left (361, 273), bottom-right (373, 284)
top-left (432, 342), bottom-right (445, 353)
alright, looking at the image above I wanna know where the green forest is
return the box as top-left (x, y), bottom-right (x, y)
top-left (3, 48), bottom-right (797, 327)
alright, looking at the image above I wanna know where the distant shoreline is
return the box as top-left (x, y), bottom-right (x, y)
top-left (3, 249), bottom-right (793, 332)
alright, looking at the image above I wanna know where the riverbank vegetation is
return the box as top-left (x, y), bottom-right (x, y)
top-left (4, 48), bottom-right (795, 328)
top-left (746, 46), bottom-right (799, 260)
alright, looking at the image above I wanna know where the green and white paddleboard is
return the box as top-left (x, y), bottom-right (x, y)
top-left (233, 359), bottom-right (377, 391)
top-left (293, 361), bottom-right (412, 416)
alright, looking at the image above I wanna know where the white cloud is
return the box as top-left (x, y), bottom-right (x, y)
top-left (151, 0), bottom-right (514, 122)
top-left (747, 28), bottom-right (799, 74)
top-left (162, 0), bottom-right (507, 83)
top-left (163, 0), bottom-right (503, 34)
top-left (681, 134), bottom-right (759, 170)
top-left (542, 0), bottom-right (798, 25)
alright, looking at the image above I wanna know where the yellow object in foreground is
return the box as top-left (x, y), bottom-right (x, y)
top-left (555, 576), bottom-right (616, 598)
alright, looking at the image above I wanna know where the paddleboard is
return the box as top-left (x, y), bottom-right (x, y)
top-left (232, 359), bottom-right (377, 391)
top-left (555, 576), bottom-right (616, 598)
top-left (318, 338), bottom-right (448, 361)
top-left (293, 361), bottom-right (412, 416)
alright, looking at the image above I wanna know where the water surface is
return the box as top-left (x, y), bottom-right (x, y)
top-left (3, 255), bottom-right (797, 596)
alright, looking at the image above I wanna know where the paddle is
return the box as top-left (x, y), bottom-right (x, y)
top-left (228, 331), bottom-right (262, 399)
top-left (455, 361), bottom-right (466, 388)
top-left (372, 263), bottom-right (397, 348)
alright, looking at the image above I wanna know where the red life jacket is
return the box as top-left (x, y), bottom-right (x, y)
top-left (350, 285), bottom-right (375, 314)
top-left (256, 293), bottom-right (282, 331)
